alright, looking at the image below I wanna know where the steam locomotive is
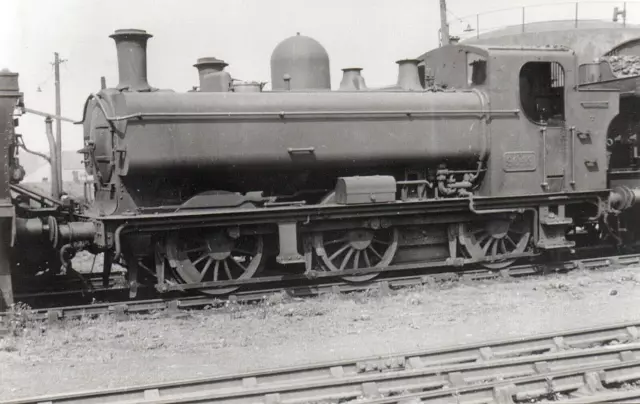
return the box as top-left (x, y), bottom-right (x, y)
top-left (3, 28), bottom-right (640, 307)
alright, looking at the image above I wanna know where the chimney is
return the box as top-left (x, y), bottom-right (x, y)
top-left (109, 29), bottom-right (153, 91)
top-left (193, 57), bottom-right (228, 88)
top-left (396, 59), bottom-right (423, 91)
top-left (339, 68), bottom-right (367, 91)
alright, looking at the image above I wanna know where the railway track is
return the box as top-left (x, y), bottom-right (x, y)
top-left (558, 388), bottom-right (640, 404)
top-left (346, 359), bottom-right (640, 404)
top-left (5, 321), bottom-right (640, 404)
top-left (1, 251), bottom-right (639, 328)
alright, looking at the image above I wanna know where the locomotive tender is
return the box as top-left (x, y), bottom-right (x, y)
top-left (3, 28), bottom-right (640, 305)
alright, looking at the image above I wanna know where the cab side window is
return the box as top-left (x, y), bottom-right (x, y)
top-left (519, 61), bottom-right (565, 125)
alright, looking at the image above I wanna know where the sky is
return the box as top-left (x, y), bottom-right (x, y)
top-left (1, 0), bottom-right (637, 165)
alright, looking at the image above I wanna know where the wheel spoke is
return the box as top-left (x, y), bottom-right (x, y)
top-left (367, 245), bottom-right (383, 260)
top-left (477, 232), bottom-right (491, 245)
top-left (232, 257), bottom-right (248, 272)
top-left (223, 259), bottom-right (233, 280)
top-left (363, 250), bottom-right (372, 267)
top-left (138, 260), bottom-right (152, 273)
top-left (193, 253), bottom-right (209, 266)
top-left (168, 231), bottom-right (264, 296)
top-left (459, 218), bottom-right (531, 270)
top-left (329, 243), bottom-right (350, 261)
top-left (198, 257), bottom-right (214, 282)
top-left (339, 248), bottom-right (355, 270)
top-left (482, 238), bottom-right (493, 254)
top-left (213, 260), bottom-right (220, 281)
top-left (312, 209), bottom-right (398, 282)
top-left (353, 250), bottom-right (360, 269)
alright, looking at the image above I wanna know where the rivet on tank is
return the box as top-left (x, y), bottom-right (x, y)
top-left (270, 32), bottom-right (331, 91)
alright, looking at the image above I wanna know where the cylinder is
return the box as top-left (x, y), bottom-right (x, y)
top-left (397, 59), bottom-right (423, 91)
top-left (58, 222), bottom-right (97, 243)
top-left (610, 186), bottom-right (640, 210)
top-left (339, 68), bottom-right (367, 91)
top-left (109, 29), bottom-right (153, 91)
top-left (15, 218), bottom-right (46, 242)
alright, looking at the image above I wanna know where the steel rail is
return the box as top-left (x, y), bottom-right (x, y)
top-left (559, 388), bottom-right (640, 403)
top-left (13, 271), bottom-right (126, 296)
top-left (2, 251), bottom-right (638, 326)
top-left (5, 326), bottom-right (640, 404)
top-left (360, 359), bottom-right (640, 404)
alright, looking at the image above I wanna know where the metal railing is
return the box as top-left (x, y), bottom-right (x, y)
top-left (448, 1), bottom-right (640, 41)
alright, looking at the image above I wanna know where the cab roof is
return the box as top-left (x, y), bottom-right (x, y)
top-left (416, 43), bottom-right (575, 63)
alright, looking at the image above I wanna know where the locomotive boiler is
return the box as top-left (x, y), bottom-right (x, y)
top-left (68, 28), bottom-right (639, 297)
top-left (83, 30), bottom-right (489, 216)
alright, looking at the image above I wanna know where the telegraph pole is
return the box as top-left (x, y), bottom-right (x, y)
top-left (53, 53), bottom-right (66, 190)
top-left (440, 0), bottom-right (450, 46)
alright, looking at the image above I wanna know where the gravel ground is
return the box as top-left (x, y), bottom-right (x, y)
top-left (2, 266), bottom-right (640, 400)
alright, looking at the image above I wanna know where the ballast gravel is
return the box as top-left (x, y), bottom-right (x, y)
top-left (2, 265), bottom-right (640, 399)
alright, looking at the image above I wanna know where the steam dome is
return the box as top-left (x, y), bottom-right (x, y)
top-left (270, 33), bottom-right (331, 91)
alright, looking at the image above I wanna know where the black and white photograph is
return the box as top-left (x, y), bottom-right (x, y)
top-left (3, 0), bottom-right (640, 402)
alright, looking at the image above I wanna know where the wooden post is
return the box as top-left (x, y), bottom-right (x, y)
top-left (440, 0), bottom-right (450, 46)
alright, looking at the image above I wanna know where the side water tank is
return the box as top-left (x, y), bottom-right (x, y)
top-left (270, 33), bottom-right (331, 91)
